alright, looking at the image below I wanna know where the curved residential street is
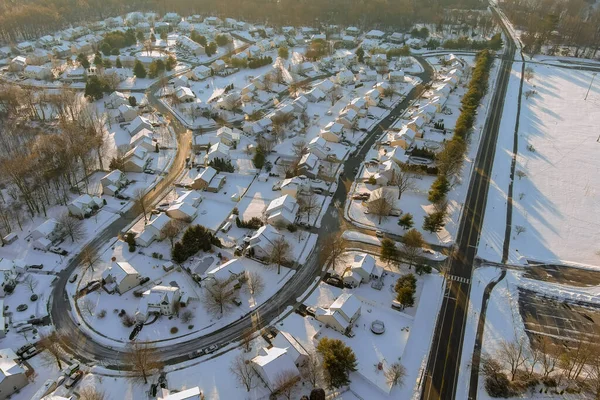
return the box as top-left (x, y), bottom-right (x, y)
top-left (49, 57), bottom-right (434, 368)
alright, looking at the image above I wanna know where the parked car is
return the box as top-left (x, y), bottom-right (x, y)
top-left (16, 343), bottom-right (34, 357)
top-left (65, 370), bottom-right (83, 388)
top-left (205, 344), bottom-right (219, 354)
top-left (69, 274), bottom-right (78, 283)
top-left (375, 230), bottom-right (384, 238)
top-left (16, 304), bottom-right (28, 312)
top-left (189, 349), bottom-right (206, 359)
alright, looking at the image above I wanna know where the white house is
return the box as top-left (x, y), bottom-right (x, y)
top-left (389, 70), bottom-right (405, 82)
top-left (123, 145), bottom-right (149, 173)
top-left (101, 169), bottom-right (128, 196)
top-left (210, 59), bottom-right (226, 72)
top-left (31, 218), bottom-right (62, 244)
top-left (137, 213), bottom-right (171, 247)
top-left (388, 146), bottom-right (410, 165)
top-left (127, 116), bottom-right (153, 137)
top-left (67, 194), bottom-right (103, 219)
top-left (365, 89), bottom-right (381, 107)
top-left (389, 32), bottom-right (405, 43)
top-left (365, 29), bottom-right (385, 40)
top-left (23, 65), bottom-right (52, 80)
top-left (305, 87), bottom-right (326, 103)
top-left (0, 259), bottom-right (25, 298)
top-left (336, 108), bottom-right (358, 129)
top-left (102, 261), bottom-right (140, 294)
top-left (174, 190), bottom-right (203, 208)
top-left (251, 347), bottom-right (300, 391)
top-left (205, 259), bottom-right (245, 296)
top-left (320, 121), bottom-right (344, 143)
top-left (315, 293), bottom-right (362, 334)
top-left (336, 69), bottom-right (354, 85)
top-left (157, 387), bottom-right (202, 400)
top-left (342, 253), bottom-right (383, 287)
top-left (298, 152), bottom-right (320, 178)
top-left (106, 91), bottom-right (129, 109)
top-left (118, 104), bottom-right (138, 122)
top-left (190, 64), bottom-right (211, 80)
top-left (307, 137), bottom-right (329, 160)
top-left (136, 285), bottom-right (181, 321)
top-left (280, 176), bottom-right (311, 198)
top-left (166, 202), bottom-right (197, 221)
top-left (317, 79), bottom-right (335, 94)
top-left (292, 96), bottom-right (309, 113)
top-left (271, 331), bottom-right (310, 368)
top-left (216, 127), bottom-right (241, 146)
top-left (391, 126), bottom-right (418, 149)
top-left (175, 86), bottom-right (196, 103)
top-left (406, 115), bottom-right (426, 132)
top-left (0, 348), bottom-right (28, 397)
top-left (265, 195), bottom-right (298, 226)
top-left (246, 225), bottom-right (284, 260)
top-left (130, 129), bottom-right (156, 152)
top-left (192, 166), bottom-right (218, 190)
top-left (205, 142), bottom-right (231, 164)
top-left (373, 159), bottom-right (401, 186)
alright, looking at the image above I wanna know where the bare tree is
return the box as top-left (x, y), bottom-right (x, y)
top-left (536, 335), bottom-right (558, 378)
top-left (124, 341), bottom-right (163, 385)
top-left (80, 246), bottom-right (100, 278)
top-left (273, 370), bottom-right (300, 400)
top-left (241, 329), bottom-right (253, 353)
top-left (23, 275), bottom-right (38, 294)
top-left (38, 331), bottom-right (66, 369)
top-left (302, 351), bottom-right (323, 388)
top-left (269, 236), bottom-right (291, 274)
top-left (515, 225), bottom-right (526, 236)
top-left (180, 309), bottom-right (194, 323)
top-left (585, 345), bottom-right (600, 400)
top-left (516, 170), bottom-right (526, 180)
top-left (385, 362), bottom-right (407, 387)
top-left (58, 212), bottom-right (85, 243)
top-left (366, 189), bottom-right (395, 224)
top-left (497, 338), bottom-right (527, 381)
top-left (393, 170), bottom-right (416, 201)
top-left (79, 387), bottom-right (106, 400)
top-left (81, 298), bottom-right (96, 317)
top-left (319, 232), bottom-right (347, 270)
top-left (161, 219), bottom-right (185, 249)
top-left (202, 279), bottom-right (235, 316)
top-left (245, 270), bottom-right (265, 296)
top-left (327, 85), bottom-right (342, 106)
top-left (524, 67), bottom-right (534, 82)
top-left (133, 188), bottom-right (149, 223)
top-left (230, 354), bottom-right (256, 392)
top-left (298, 193), bottom-right (320, 223)
top-left (292, 139), bottom-right (307, 157)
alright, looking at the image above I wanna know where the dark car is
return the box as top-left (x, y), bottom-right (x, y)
top-left (16, 304), bottom-right (28, 312)
top-left (69, 274), bottom-right (78, 283)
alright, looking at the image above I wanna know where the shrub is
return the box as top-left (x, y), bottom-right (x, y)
top-left (170, 327), bottom-right (179, 334)
top-left (97, 309), bottom-right (107, 319)
top-left (484, 372), bottom-right (511, 398)
top-left (121, 313), bottom-right (136, 327)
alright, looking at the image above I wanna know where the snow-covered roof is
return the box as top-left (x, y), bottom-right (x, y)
top-left (251, 347), bottom-right (299, 388)
top-left (158, 386), bottom-right (202, 400)
top-left (148, 213), bottom-right (171, 232)
top-left (103, 261), bottom-right (139, 283)
top-left (196, 166), bottom-right (217, 183)
top-left (0, 348), bottom-right (25, 381)
top-left (167, 202), bottom-right (197, 218)
top-left (266, 194), bottom-right (297, 215)
top-left (206, 259), bottom-right (245, 281)
top-left (330, 293), bottom-right (361, 321)
top-left (33, 218), bottom-right (60, 238)
top-left (351, 253), bottom-right (376, 275)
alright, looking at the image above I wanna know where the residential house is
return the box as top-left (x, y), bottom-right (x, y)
top-left (130, 130), bottom-right (156, 152)
top-left (192, 167), bottom-right (218, 190)
top-left (118, 104), bottom-right (138, 122)
top-left (106, 91), bottom-right (129, 109)
top-left (216, 91), bottom-right (241, 111)
top-left (101, 169), bottom-right (128, 196)
top-left (358, 68), bottom-right (378, 82)
top-left (127, 116), bottom-right (153, 137)
top-left (280, 176), bottom-right (311, 198)
top-left (190, 65), bottom-right (211, 80)
top-left (137, 213), bottom-right (171, 247)
top-left (157, 387), bottom-right (202, 400)
top-left (365, 29), bottom-right (385, 40)
top-left (62, 67), bottom-right (87, 83)
top-left (336, 69), bottom-right (354, 85)
top-left (292, 96), bottom-right (308, 113)
top-left (389, 32), bottom-right (405, 43)
top-left (162, 12), bottom-right (181, 23)
top-left (166, 202), bottom-right (197, 221)
top-left (0, 259), bottom-right (25, 298)
top-left (136, 285), bottom-right (181, 321)
top-left (374, 81), bottom-right (391, 95)
top-left (406, 115), bottom-right (426, 132)
top-left (365, 89), bottom-right (381, 107)
top-left (342, 253), bottom-right (383, 288)
top-left (305, 87), bottom-right (326, 103)
top-left (23, 65), bottom-right (52, 80)
top-left (388, 146), bottom-right (409, 165)
top-left (389, 70), bottom-right (405, 82)
top-left (320, 121), bottom-right (344, 143)
top-left (205, 142), bottom-right (231, 164)
top-left (0, 348), bottom-right (28, 397)
top-left (251, 347), bottom-right (300, 391)
top-left (205, 259), bottom-right (245, 296)
top-left (271, 331), bottom-right (309, 368)
top-left (175, 86), bottom-right (196, 103)
top-left (307, 137), bottom-right (330, 160)
top-left (67, 194), bottom-right (103, 219)
top-left (9, 56), bottom-right (27, 72)
top-left (204, 16), bottom-right (222, 26)
top-left (206, 175), bottom-right (226, 193)
top-left (347, 97), bottom-right (367, 116)
top-left (216, 127), bottom-right (241, 146)
top-left (246, 225), bottom-right (284, 260)
top-left (26, 49), bottom-right (50, 65)
top-left (391, 126), bottom-right (418, 149)
top-left (336, 108), bottom-right (358, 129)
top-left (31, 218), bottom-right (63, 250)
top-left (317, 79), bottom-right (335, 94)
top-left (373, 160), bottom-right (401, 185)
top-left (210, 59), bottom-right (226, 73)
top-left (265, 195), bottom-right (298, 226)
top-left (52, 44), bottom-right (72, 58)
top-left (123, 145), bottom-right (149, 173)
top-left (298, 152), bottom-right (320, 178)
top-left (16, 41), bottom-right (35, 54)
top-left (315, 293), bottom-right (362, 334)
top-left (102, 261), bottom-right (140, 294)
top-left (345, 26), bottom-right (360, 36)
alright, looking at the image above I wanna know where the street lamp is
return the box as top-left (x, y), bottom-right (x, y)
top-left (585, 72), bottom-right (597, 101)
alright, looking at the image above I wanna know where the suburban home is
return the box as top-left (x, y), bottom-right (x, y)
top-left (174, 190), bottom-right (203, 208)
top-left (118, 104), bottom-right (138, 122)
top-left (192, 166), bottom-right (218, 190)
top-left (157, 387), bottom-right (202, 400)
top-left (418, 104), bottom-right (437, 123)
top-left (251, 347), bottom-right (300, 391)
top-left (373, 159), bottom-right (401, 186)
top-left (305, 87), bottom-right (326, 103)
top-left (336, 109), bottom-right (358, 129)
top-left (205, 142), bottom-right (231, 164)
top-left (171, 75), bottom-right (190, 88)
top-left (292, 96), bottom-right (309, 113)
top-left (346, 26), bottom-right (360, 36)
top-left (26, 49), bottom-right (50, 65)
top-left (210, 59), bottom-right (226, 73)
top-left (127, 116), bottom-right (153, 137)
top-left (23, 65), bottom-right (52, 80)
top-left (391, 126), bottom-right (418, 149)
top-left (207, 174), bottom-right (226, 193)
top-left (347, 97), bottom-right (367, 114)
top-left (102, 261), bottom-right (140, 294)
top-left (62, 67), bottom-right (87, 83)
top-left (52, 44), bottom-right (72, 58)
top-left (271, 331), bottom-right (310, 368)
top-left (16, 41), bottom-right (35, 53)
top-left (246, 225), bottom-right (284, 260)
top-left (106, 91), bottom-right (129, 109)
top-left (31, 218), bottom-right (63, 246)
top-left (320, 121), bottom-right (344, 143)
top-left (130, 129), bottom-right (156, 152)
top-left (374, 81), bottom-right (391, 95)
top-left (0, 348), bottom-right (28, 397)
top-left (388, 146), bottom-right (410, 165)
top-left (365, 89), bottom-right (381, 107)
top-left (315, 293), bottom-right (362, 334)
top-left (336, 69), bottom-right (354, 85)
top-left (265, 195), bottom-right (298, 226)
top-left (166, 202), bottom-right (197, 221)
top-left (307, 137), bottom-right (330, 160)
top-left (280, 176), bottom-right (311, 198)
top-left (137, 213), bottom-right (171, 247)
top-left (298, 152), bottom-right (320, 179)
top-left (176, 37), bottom-right (206, 57)
top-left (389, 32), bottom-right (405, 43)
top-left (216, 126), bottom-right (241, 146)
top-left (316, 78), bottom-right (335, 94)
top-left (68, 194), bottom-right (103, 219)
top-left (136, 285), bottom-right (181, 322)
top-left (9, 56), bottom-right (27, 72)
top-left (365, 29), bottom-right (385, 40)
top-left (204, 16), bottom-right (222, 25)
top-left (0, 259), bottom-right (25, 298)
top-left (430, 95), bottom-right (447, 112)
top-left (389, 70), bottom-right (405, 82)
top-left (190, 64), bottom-right (211, 80)
top-left (175, 86), bottom-right (196, 103)
top-left (342, 253), bottom-right (383, 287)
top-left (162, 12), bottom-right (181, 23)
top-left (367, 186), bottom-right (400, 212)
top-left (101, 169), bottom-right (128, 196)
top-left (406, 115), bottom-right (426, 132)
top-left (123, 145), bottom-right (150, 173)
top-left (204, 259), bottom-right (245, 296)
top-left (358, 68), bottom-right (378, 82)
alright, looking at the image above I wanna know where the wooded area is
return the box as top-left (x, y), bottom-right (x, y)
top-left (0, 0), bottom-right (486, 43)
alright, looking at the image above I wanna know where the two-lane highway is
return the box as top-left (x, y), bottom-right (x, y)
top-left (421, 12), bottom-right (516, 400)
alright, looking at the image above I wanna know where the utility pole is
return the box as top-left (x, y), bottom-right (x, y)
top-left (585, 72), bottom-right (597, 100)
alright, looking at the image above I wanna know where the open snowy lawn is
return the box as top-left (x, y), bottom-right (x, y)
top-left (508, 65), bottom-right (600, 266)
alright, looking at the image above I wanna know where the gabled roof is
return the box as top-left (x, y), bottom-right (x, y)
top-left (196, 166), bottom-right (217, 183)
top-left (207, 258), bottom-right (245, 280)
top-left (330, 293), bottom-right (361, 321)
top-left (148, 213), bottom-right (171, 232)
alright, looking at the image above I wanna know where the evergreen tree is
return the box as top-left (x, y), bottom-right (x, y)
top-left (380, 238), bottom-right (398, 266)
top-left (253, 146), bottom-right (266, 169)
top-left (423, 210), bottom-right (446, 233)
top-left (398, 213), bottom-right (414, 230)
top-left (165, 55), bottom-right (176, 71)
top-left (93, 52), bottom-right (102, 66)
top-left (115, 57), bottom-right (123, 68)
top-left (133, 60), bottom-right (147, 78)
top-left (356, 47), bottom-right (364, 63)
top-left (428, 175), bottom-right (450, 203)
top-left (317, 337), bottom-right (358, 388)
top-left (77, 53), bottom-right (90, 69)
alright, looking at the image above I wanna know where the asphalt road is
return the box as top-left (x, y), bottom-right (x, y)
top-left (48, 58), bottom-right (434, 368)
top-left (421, 12), bottom-right (517, 400)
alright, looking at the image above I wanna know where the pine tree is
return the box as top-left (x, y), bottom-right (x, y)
top-left (115, 57), bottom-right (122, 68)
top-left (133, 60), bottom-right (147, 78)
top-left (317, 338), bottom-right (358, 388)
top-left (398, 213), bottom-right (414, 230)
top-left (423, 210), bottom-right (446, 233)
